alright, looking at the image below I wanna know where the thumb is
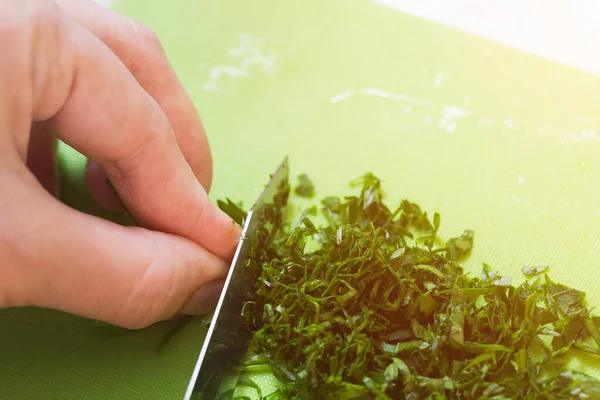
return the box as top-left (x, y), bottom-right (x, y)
top-left (0, 170), bottom-right (228, 329)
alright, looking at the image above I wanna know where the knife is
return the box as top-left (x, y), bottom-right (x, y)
top-left (183, 157), bottom-right (290, 400)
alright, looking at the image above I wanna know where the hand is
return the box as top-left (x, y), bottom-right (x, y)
top-left (0, 0), bottom-right (241, 329)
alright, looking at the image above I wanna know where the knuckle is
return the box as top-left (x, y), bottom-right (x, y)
top-left (0, 0), bottom-right (72, 121)
top-left (110, 239), bottom-right (185, 329)
top-left (100, 129), bottom-right (168, 181)
top-left (111, 278), bottom-right (164, 330)
top-left (124, 18), bottom-right (167, 76)
top-left (129, 19), bottom-right (165, 55)
top-left (0, 0), bottom-right (62, 37)
top-left (31, 0), bottom-right (63, 28)
top-left (181, 200), bottom-right (208, 237)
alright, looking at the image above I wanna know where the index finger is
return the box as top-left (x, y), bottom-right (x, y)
top-left (56, 0), bottom-right (214, 191)
top-left (45, 14), bottom-right (240, 259)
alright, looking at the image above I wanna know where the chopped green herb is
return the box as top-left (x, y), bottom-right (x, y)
top-left (522, 265), bottom-right (550, 277)
top-left (220, 171), bottom-right (600, 399)
top-left (217, 198), bottom-right (247, 225)
top-left (294, 174), bottom-right (315, 198)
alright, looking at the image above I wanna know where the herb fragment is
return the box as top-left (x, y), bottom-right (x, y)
top-left (522, 265), bottom-right (550, 277)
top-left (220, 171), bottom-right (600, 399)
top-left (294, 174), bottom-right (315, 198)
top-left (217, 198), bottom-right (247, 225)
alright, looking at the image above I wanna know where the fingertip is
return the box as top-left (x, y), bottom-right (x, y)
top-left (229, 221), bottom-right (243, 258)
top-left (213, 207), bottom-right (243, 262)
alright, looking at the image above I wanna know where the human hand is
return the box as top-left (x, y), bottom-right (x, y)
top-left (0, 0), bottom-right (241, 329)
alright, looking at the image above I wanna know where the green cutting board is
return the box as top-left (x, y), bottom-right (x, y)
top-left (2, 0), bottom-right (600, 398)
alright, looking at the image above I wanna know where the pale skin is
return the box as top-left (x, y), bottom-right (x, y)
top-left (0, 0), bottom-right (242, 329)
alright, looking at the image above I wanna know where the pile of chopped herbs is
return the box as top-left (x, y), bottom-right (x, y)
top-left (220, 172), bottom-right (600, 399)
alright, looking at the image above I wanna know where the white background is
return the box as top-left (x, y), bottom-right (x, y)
top-left (375, 0), bottom-right (600, 76)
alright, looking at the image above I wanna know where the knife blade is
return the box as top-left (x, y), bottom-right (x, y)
top-left (183, 157), bottom-right (290, 400)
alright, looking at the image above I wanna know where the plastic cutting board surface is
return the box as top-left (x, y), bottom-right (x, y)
top-left (1, 0), bottom-right (600, 398)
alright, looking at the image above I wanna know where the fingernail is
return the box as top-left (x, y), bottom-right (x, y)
top-left (181, 280), bottom-right (225, 315)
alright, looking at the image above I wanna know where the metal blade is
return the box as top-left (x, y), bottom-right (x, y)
top-left (183, 157), bottom-right (290, 400)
